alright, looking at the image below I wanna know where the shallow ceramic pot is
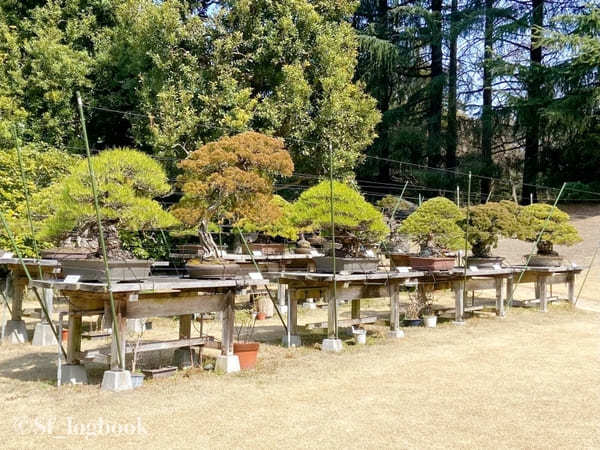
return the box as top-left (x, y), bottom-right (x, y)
top-left (524, 254), bottom-right (563, 267)
top-left (60, 259), bottom-right (152, 282)
top-left (408, 256), bottom-right (455, 271)
top-left (314, 256), bottom-right (379, 274)
top-left (186, 262), bottom-right (240, 279)
top-left (465, 256), bottom-right (505, 268)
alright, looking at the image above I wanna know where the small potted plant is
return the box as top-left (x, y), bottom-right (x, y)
top-left (462, 201), bottom-right (518, 268)
top-left (515, 203), bottom-right (582, 266)
top-left (236, 195), bottom-right (299, 255)
top-left (290, 181), bottom-right (389, 273)
top-left (173, 132), bottom-right (294, 278)
top-left (233, 310), bottom-right (259, 370)
top-left (398, 197), bottom-right (465, 271)
top-left (38, 148), bottom-right (178, 281)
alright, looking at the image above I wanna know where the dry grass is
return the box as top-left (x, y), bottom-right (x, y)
top-left (1, 203), bottom-right (600, 448)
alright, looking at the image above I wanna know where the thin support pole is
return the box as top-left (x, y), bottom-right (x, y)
top-left (329, 143), bottom-right (337, 339)
top-left (236, 226), bottom-right (288, 334)
top-left (76, 92), bottom-right (123, 369)
top-left (456, 186), bottom-right (460, 207)
top-left (508, 182), bottom-right (567, 309)
top-left (462, 172), bottom-right (471, 311)
top-left (390, 181), bottom-right (410, 218)
top-left (574, 243), bottom-right (600, 306)
top-left (14, 126), bottom-right (43, 281)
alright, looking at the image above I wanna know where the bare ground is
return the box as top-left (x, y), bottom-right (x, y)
top-left (0, 203), bottom-right (599, 448)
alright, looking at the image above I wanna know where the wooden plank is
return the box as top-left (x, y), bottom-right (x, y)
top-left (305, 316), bottom-right (377, 330)
top-left (67, 313), bottom-right (82, 365)
top-left (351, 299), bottom-right (361, 320)
top-left (179, 314), bottom-right (192, 340)
top-left (126, 294), bottom-right (226, 319)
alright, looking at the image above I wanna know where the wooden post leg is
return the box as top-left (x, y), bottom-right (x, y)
top-left (495, 278), bottom-right (505, 317)
top-left (289, 291), bottom-right (298, 336)
top-left (67, 312), bottom-right (82, 365)
top-left (539, 276), bottom-right (548, 312)
top-left (506, 276), bottom-right (514, 306)
top-left (567, 272), bottom-right (575, 304)
top-left (179, 314), bottom-right (192, 339)
top-left (535, 280), bottom-right (541, 301)
top-left (277, 283), bottom-right (286, 309)
top-left (390, 289), bottom-right (400, 332)
top-left (10, 277), bottom-right (26, 321)
top-left (453, 281), bottom-right (464, 323)
top-left (221, 291), bottom-right (235, 356)
top-left (110, 311), bottom-right (127, 370)
top-left (327, 287), bottom-right (337, 338)
top-left (351, 299), bottom-right (360, 320)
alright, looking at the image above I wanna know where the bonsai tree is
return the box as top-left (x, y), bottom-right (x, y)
top-left (38, 148), bottom-right (178, 258)
top-left (515, 203), bottom-right (582, 255)
top-left (173, 132), bottom-right (294, 259)
top-left (377, 194), bottom-right (414, 253)
top-left (290, 181), bottom-right (388, 257)
top-left (237, 195), bottom-right (300, 242)
top-left (462, 201), bottom-right (518, 258)
top-left (398, 197), bottom-right (465, 256)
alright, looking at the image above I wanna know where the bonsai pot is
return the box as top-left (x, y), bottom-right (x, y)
top-left (60, 259), bottom-right (152, 282)
top-left (314, 256), bottom-right (379, 274)
top-left (41, 247), bottom-right (94, 260)
top-left (186, 261), bottom-right (240, 279)
top-left (246, 243), bottom-right (285, 256)
top-left (423, 315), bottom-right (437, 328)
top-left (308, 236), bottom-right (324, 248)
top-left (130, 372), bottom-right (145, 389)
top-left (256, 312), bottom-right (267, 321)
top-left (233, 342), bottom-right (260, 369)
top-left (142, 366), bottom-right (176, 379)
top-left (387, 253), bottom-right (411, 267)
top-left (465, 256), bottom-right (505, 268)
top-left (404, 318), bottom-right (422, 327)
top-left (524, 254), bottom-right (563, 267)
top-left (408, 256), bottom-right (455, 271)
top-left (294, 247), bottom-right (313, 255)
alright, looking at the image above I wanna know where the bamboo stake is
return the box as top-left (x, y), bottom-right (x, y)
top-left (329, 142), bottom-right (337, 339)
top-left (76, 92), bottom-right (123, 369)
top-left (462, 172), bottom-right (472, 308)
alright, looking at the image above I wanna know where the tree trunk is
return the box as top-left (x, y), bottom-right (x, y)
top-left (522, 0), bottom-right (544, 204)
top-left (446, 0), bottom-right (458, 172)
top-left (427, 0), bottom-right (444, 168)
top-left (197, 219), bottom-right (220, 260)
top-left (481, 0), bottom-right (494, 202)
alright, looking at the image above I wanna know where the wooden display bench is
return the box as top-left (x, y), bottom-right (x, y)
top-left (264, 270), bottom-right (424, 345)
top-left (0, 257), bottom-right (60, 344)
top-left (31, 276), bottom-right (269, 384)
top-left (420, 267), bottom-right (516, 322)
top-left (509, 265), bottom-right (582, 312)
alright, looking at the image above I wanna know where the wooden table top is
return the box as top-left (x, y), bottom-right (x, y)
top-left (31, 276), bottom-right (269, 293)
top-left (264, 270), bottom-right (424, 282)
top-left (509, 265), bottom-right (583, 274)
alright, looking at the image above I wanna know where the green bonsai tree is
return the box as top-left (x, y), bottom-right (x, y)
top-left (377, 194), bottom-right (414, 253)
top-left (290, 181), bottom-right (388, 257)
top-left (398, 197), bottom-right (465, 256)
top-left (515, 203), bottom-right (582, 255)
top-left (237, 195), bottom-right (299, 241)
top-left (173, 132), bottom-right (294, 259)
top-left (38, 148), bottom-right (178, 258)
top-left (462, 201), bottom-right (518, 258)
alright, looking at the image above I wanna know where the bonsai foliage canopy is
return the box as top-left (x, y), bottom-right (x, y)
top-left (516, 203), bottom-right (582, 255)
top-left (398, 197), bottom-right (465, 255)
top-left (237, 195), bottom-right (299, 241)
top-left (463, 201), bottom-right (518, 257)
top-left (173, 131), bottom-right (294, 256)
top-left (290, 181), bottom-right (388, 256)
top-left (39, 148), bottom-right (178, 248)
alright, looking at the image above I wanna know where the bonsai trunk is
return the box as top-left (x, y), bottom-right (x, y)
top-left (60, 220), bottom-right (132, 260)
top-left (198, 219), bottom-right (221, 260)
top-left (537, 240), bottom-right (556, 256)
top-left (472, 242), bottom-right (491, 258)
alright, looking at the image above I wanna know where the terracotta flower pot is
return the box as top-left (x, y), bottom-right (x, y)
top-left (61, 329), bottom-right (69, 343)
top-left (256, 312), bottom-right (267, 321)
top-left (233, 342), bottom-right (260, 369)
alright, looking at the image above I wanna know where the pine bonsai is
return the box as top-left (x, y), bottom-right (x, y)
top-left (515, 203), bottom-right (582, 255)
top-left (290, 181), bottom-right (388, 257)
top-left (398, 197), bottom-right (465, 256)
top-left (39, 148), bottom-right (178, 258)
top-left (173, 132), bottom-right (294, 259)
top-left (377, 194), bottom-right (414, 253)
top-left (463, 201), bottom-right (518, 258)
